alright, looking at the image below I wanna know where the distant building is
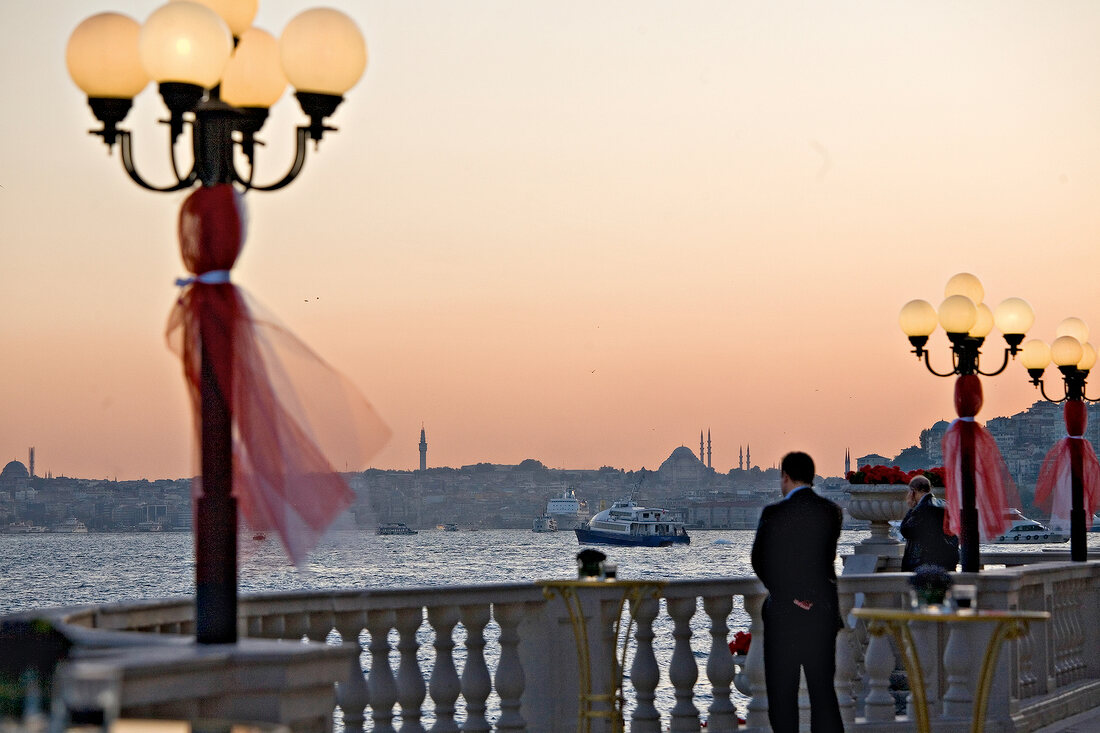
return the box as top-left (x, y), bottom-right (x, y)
top-left (419, 427), bottom-right (427, 472)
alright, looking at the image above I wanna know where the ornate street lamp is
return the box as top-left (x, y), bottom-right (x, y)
top-left (899, 273), bottom-right (1033, 572)
top-left (66, 0), bottom-right (368, 644)
top-left (1020, 318), bottom-right (1100, 562)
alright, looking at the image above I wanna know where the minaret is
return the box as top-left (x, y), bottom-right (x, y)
top-left (739, 445), bottom-right (744, 471)
top-left (28, 447), bottom-right (35, 478)
top-left (845, 448), bottom-right (851, 475)
top-left (700, 431), bottom-right (705, 463)
top-left (746, 444), bottom-right (751, 470)
top-left (418, 426), bottom-right (427, 471)
top-left (706, 430), bottom-right (712, 469)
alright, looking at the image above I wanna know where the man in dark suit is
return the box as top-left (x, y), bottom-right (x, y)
top-left (751, 451), bottom-right (844, 733)
top-left (900, 474), bottom-right (959, 571)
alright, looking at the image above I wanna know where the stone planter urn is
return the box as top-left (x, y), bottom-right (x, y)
top-left (845, 484), bottom-right (909, 560)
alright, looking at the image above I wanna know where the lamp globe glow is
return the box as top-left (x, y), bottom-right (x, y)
top-left (945, 273), bottom-right (984, 305)
top-left (969, 303), bottom-right (994, 338)
top-left (171, 0), bottom-right (258, 38)
top-left (139, 1), bottom-right (233, 88)
top-left (938, 295), bottom-right (978, 334)
top-left (1079, 343), bottom-right (1098, 372)
top-left (1051, 336), bottom-right (1084, 368)
top-left (280, 8), bottom-right (367, 95)
top-left (993, 297), bottom-right (1035, 336)
top-left (1021, 339), bottom-right (1052, 370)
top-left (899, 299), bottom-right (938, 337)
top-left (66, 13), bottom-right (149, 98)
top-left (221, 28), bottom-right (287, 108)
top-left (1055, 317), bottom-right (1090, 345)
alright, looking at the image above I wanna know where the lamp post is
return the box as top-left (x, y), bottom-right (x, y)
top-left (1019, 319), bottom-right (1099, 561)
top-left (65, 0), bottom-right (367, 644)
top-left (899, 273), bottom-right (1033, 572)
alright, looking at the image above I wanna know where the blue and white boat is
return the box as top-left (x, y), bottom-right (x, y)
top-left (575, 499), bottom-right (690, 547)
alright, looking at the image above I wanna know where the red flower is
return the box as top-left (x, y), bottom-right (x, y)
top-left (728, 630), bottom-right (752, 655)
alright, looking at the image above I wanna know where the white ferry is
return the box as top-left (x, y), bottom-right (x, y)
top-left (377, 522), bottom-right (417, 536)
top-left (575, 499), bottom-right (690, 547)
top-left (994, 510), bottom-right (1069, 544)
top-left (546, 487), bottom-right (589, 530)
top-left (532, 514), bottom-right (557, 533)
top-left (53, 518), bottom-right (88, 533)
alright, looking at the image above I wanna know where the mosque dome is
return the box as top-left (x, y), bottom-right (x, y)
top-left (1, 460), bottom-right (29, 479)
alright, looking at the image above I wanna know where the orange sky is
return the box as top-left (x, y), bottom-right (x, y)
top-left (3, 1), bottom-right (1100, 480)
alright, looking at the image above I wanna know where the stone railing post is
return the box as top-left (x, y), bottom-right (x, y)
top-left (702, 593), bottom-right (737, 732)
top-left (333, 609), bottom-right (368, 733)
top-left (394, 606), bottom-right (427, 733)
top-left (366, 608), bottom-right (398, 733)
top-left (742, 591), bottom-right (769, 730)
top-left (666, 596), bottom-right (700, 732)
top-left (426, 604), bottom-right (461, 733)
top-left (459, 603), bottom-right (493, 732)
top-left (493, 601), bottom-right (528, 731)
top-left (834, 587), bottom-right (858, 726)
top-left (629, 594), bottom-right (662, 733)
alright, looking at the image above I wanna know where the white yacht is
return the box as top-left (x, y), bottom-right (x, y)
top-left (546, 488), bottom-right (589, 530)
top-left (575, 499), bottom-right (690, 547)
top-left (994, 510), bottom-right (1069, 544)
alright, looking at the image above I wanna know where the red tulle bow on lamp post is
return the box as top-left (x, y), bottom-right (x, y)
top-left (1021, 319), bottom-right (1100, 561)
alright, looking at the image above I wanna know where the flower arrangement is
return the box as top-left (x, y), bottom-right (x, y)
top-left (908, 564), bottom-right (953, 606)
top-left (846, 465), bottom-right (945, 487)
top-left (727, 630), bottom-right (751, 656)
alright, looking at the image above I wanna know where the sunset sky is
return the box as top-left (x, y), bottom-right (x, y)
top-left (3, 1), bottom-right (1100, 481)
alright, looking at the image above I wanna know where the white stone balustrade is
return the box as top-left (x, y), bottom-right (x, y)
top-left (10, 556), bottom-right (1100, 732)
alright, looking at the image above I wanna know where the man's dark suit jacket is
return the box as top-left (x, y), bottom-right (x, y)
top-left (751, 486), bottom-right (843, 629)
top-left (900, 493), bottom-right (959, 571)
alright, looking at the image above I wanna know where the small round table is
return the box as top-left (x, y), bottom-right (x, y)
top-left (850, 607), bottom-right (1049, 733)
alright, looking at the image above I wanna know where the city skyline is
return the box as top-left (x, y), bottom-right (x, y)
top-left (4, 2), bottom-right (1100, 480)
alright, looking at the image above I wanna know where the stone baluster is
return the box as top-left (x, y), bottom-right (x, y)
top-left (306, 609), bottom-right (335, 643)
top-left (493, 602), bottom-right (527, 731)
top-left (629, 595), bottom-right (662, 733)
top-left (833, 592), bottom-right (858, 726)
top-left (395, 606), bottom-right (427, 732)
top-left (1016, 616), bottom-right (1037, 700)
top-left (1066, 579), bottom-right (1086, 681)
top-left (742, 592), bottom-right (768, 729)
top-left (460, 604), bottom-right (493, 732)
top-left (334, 610), bottom-right (369, 733)
top-left (666, 596), bottom-right (700, 732)
top-left (366, 608), bottom-right (398, 733)
top-left (702, 593), bottom-right (737, 732)
top-left (906, 620), bottom-right (939, 719)
top-left (857, 589), bottom-right (899, 723)
top-left (941, 622), bottom-right (976, 719)
top-left (426, 605), bottom-right (461, 733)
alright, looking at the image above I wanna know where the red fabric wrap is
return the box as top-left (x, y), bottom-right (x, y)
top-left (1034, 402), bottom-right (1100, 531)
top-left (941, 375), bottom-right (1017, 541)
top-left (167, 184), bottom-right (390, 565)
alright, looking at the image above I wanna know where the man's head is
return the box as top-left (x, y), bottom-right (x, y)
top-left (779, 451), bottom-right (815, 495)
top-left (907, 474), bottom-right (932, 507)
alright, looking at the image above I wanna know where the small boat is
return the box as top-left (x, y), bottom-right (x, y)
top-left (377, 522), bottom-right (417, 535)
top-left (53, 518), bottom-right (89, 533)
top-left (436, 522), bottom-right (459, 531)
top-left (575, 499), bottom-right (690, 547)
top-left (532, 514), bottom-right (558, 533)
top-left (994, 510), bottom-right (1069, 544)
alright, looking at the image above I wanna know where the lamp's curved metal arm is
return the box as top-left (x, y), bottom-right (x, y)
top-left (235, 127), bottom-right (310, 192)
top-left (976, 348), bottom-right (1012, 377)
top-left (923, 352), bottom-right (958, 378)
top-left (120, 130), bottom-right (197, 192)
top-left (1035, 379), bottom-right (1067, 404)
